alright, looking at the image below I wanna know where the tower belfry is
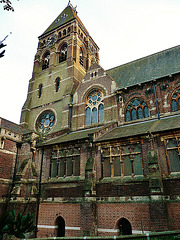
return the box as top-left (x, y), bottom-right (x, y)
top-left (20, 3), bottom-right (99, 134)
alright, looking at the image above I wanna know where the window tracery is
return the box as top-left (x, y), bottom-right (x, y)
top-left (171, 88), bottom-right (180, 112)
top-left (163, 137), bottom-right (180, 173)
top-left (50, 147), bottom-right (80, 178)
top-left (59, 44), bottom-right (67, 63)
top-left (125, 99), bottom-right (149, 122)
top-left (86, 90), bottom-right (104, 125)
top-left (101, 143), bottom-right (143, 178)
top-left (36, 110), bottom-right (55, 133)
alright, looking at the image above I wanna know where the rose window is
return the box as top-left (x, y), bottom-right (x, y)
top-left (36, 111), bottom-right (55, 133)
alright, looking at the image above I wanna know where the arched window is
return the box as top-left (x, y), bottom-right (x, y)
top-left (59, 44), bottom-right (67, 63)
top-left (42, 52), bottom-right (50, 70)
top-left (125, 98), bottom-right (149, 122)
top-left (63, 29), bottom-right (66, 36)
top-left (79, 48), bottom-right (83, 66)
top-left (171, 88), bottom-right (180, 112)
top-left (86, 90), bottom-right (104, 125)
top-left (55, 77), bottom-right (60, 92)
top-left (38, 84), bottom-right (43, 98)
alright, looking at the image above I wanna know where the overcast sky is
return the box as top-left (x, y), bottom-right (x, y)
top-left (1, 0), bottom-right (180, 124)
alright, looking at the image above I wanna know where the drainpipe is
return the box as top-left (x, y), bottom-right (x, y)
top-left (68, 95), bottom-right (73, 131)
top-left (152, 81), bottom-right (160, 120)
top-left (35, 147), bottom-right (44, 238)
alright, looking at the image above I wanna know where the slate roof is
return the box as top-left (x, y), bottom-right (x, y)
top-left (107, 45), bottom-right (180, 89)
top-left (37, 126), bottom-right (104, 147)
top-left (0, 117), bottom-right (30, 134)
top-left (37, 114), bottom-right (180, 146)
top-left (95, 114), bottom-right (180, 143)
top-left (40, 4), bottom-right (88, 38)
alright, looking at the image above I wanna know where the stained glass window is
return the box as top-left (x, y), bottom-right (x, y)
top-left (125, 99), bottom-right (149, 122)
top-left (171, 89), bottom-right (180, 112)
top-left (36, 110), bottom-right (55, 133)
top-left (86, 90), bottom-right (104, 125)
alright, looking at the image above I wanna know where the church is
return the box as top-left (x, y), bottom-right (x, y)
top-left (0, 2), bottom-right (180, 238)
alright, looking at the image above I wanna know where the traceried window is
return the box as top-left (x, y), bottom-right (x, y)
top-left (126, 99), bottom-right (149, 122)
top-left (55, 77), bottom-right (60, 92)
top-left (163, 137), bottom-right (180, 173)
top-left (50, 148), bottom-right (80, 178)
top-left (101, 143), bottom-right (143, 178)
top-left (59, 44), bottom-right (67, 63)
top-left (171, 88), bottom-right (180, 112)
top-left (86, 90), bottom-right (104, 125)
top-left (42, 52), bottom-right (50, 70)
top-left (36, 110), bottom-right (55, 133)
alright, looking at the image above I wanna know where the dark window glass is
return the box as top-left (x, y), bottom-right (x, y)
top-left (125, 99), bottom-right (149, 122)
top-left (59, 44), bottom-right (67, 63)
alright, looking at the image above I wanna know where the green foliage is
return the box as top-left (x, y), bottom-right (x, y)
top-left (0, 210), bottom-right (35, 239)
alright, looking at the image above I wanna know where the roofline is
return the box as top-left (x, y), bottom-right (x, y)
top-left (115, 71), bottom-right (179, 92)
top-left (106, 44), bottom-right (180, 72)
top-left (95, 113), bottom-right (180, 143)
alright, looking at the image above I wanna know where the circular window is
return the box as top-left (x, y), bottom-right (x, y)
top-left (36, 110), bottom-right (55, 133)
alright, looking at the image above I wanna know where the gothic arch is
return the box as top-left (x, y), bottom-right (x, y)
top-left (125, 97), bottom-right (150, 122)
top-left (81, 85), bottom-right (107, 103)
top-left (85, 89), bottom-right (105, 125)
top-left (170, 86), bottom-right (180, 112)
top-left (41, 51), bottom-right (50, 70)
top-left (58, 42), bottom-right (68, 63)
top-left (116, 217), bottom-right (132, 236)
top-left (55, 216), bottom-right (65, 237)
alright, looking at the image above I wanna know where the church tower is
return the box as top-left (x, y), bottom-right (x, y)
top-left (20, 2), bottom-right (99, 134)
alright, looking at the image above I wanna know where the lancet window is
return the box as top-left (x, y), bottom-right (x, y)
top-left (50, 147), bottom-right (80, 178)
top-left (55, 77), bottom-right (60, 92)
top-left (38, 84), bottom-right (43, 98)
top-left (86, 90), bottom-right (104, 125)
top-left (171, 88), bottom-right (180, 112)
top-left (125, 99), bottom-right (149, 122)
top-left (79, 48), bottom-right (83, 66)
top-left (101, 143), bottom-right (143, 178)
top-left (163, 136), bottom-right (180, 173)
top-left (42, 52), bottom-right (50, 70)
top-left (59, 43), bottom-right (67, 63)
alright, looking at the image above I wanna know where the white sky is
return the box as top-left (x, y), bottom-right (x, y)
top-left (0, 0), bottom-right (180, 124)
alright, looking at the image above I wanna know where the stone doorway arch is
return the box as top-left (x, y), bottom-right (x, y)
top-left (117, 217), bottom-right (132, 235)
top-left (55, 216), bottom-right (65, 237)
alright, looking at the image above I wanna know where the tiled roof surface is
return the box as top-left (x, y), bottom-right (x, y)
top-left (38, 126), bottom-right (104, 147)
top-left (107, 45), bottom-right (180, 89)
top-left (96, 114), bottom-right (180, 142)
top-left (38, 114), bottom-right (180, 146)
top-left (40, 5), bottom-right (88, 37)
top-left (0, 117), bottom-right (30, 134)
